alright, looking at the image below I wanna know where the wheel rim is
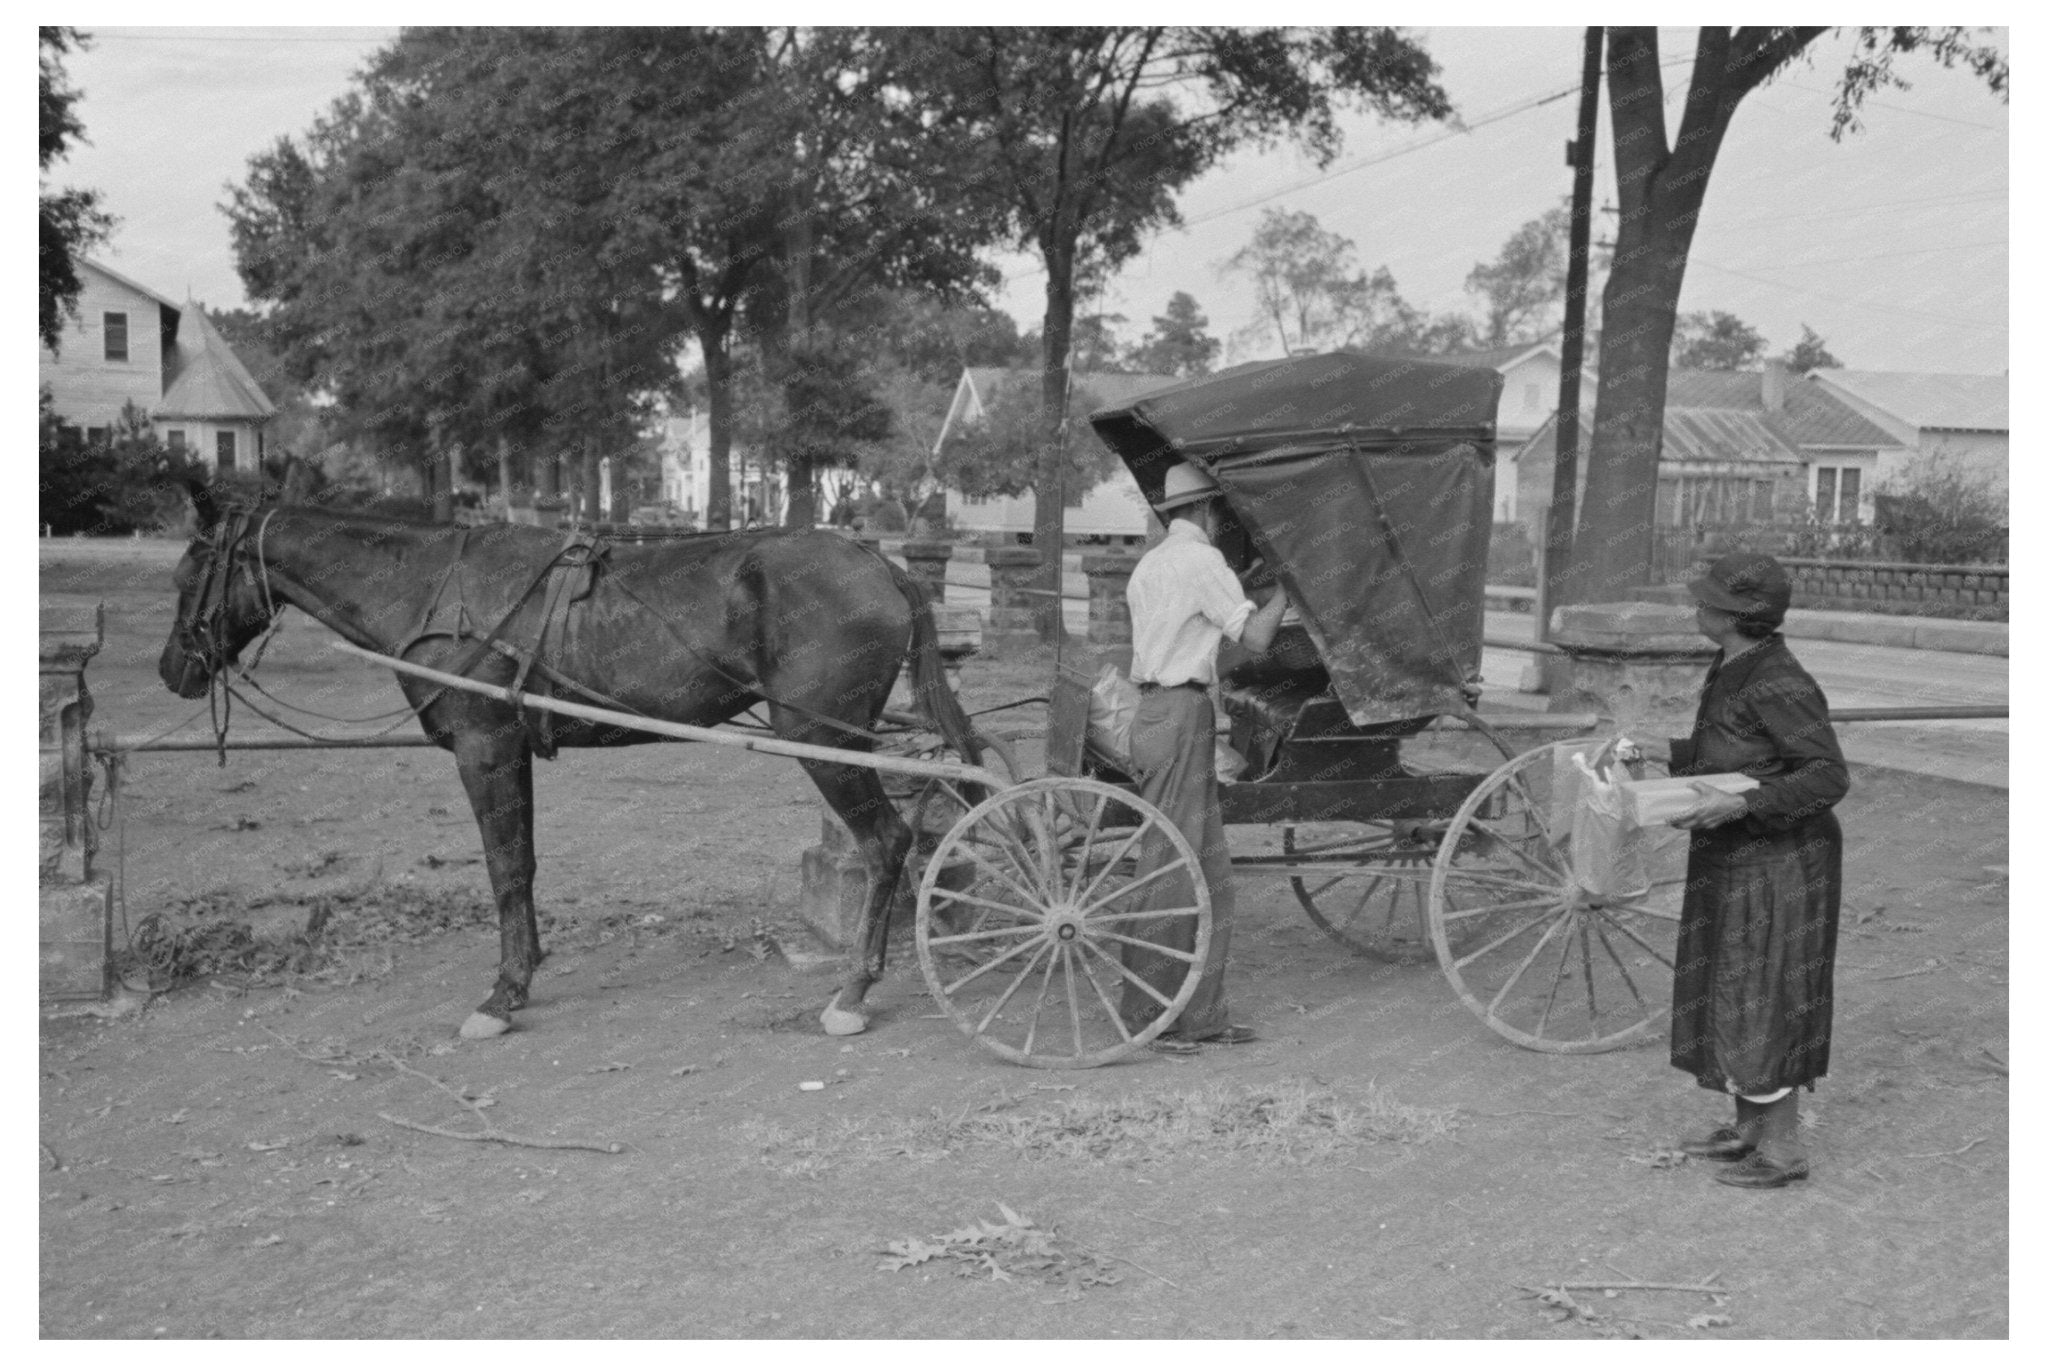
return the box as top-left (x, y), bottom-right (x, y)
top-left (916, 777), bottom-right (1211, 1069)
top-left (1428, 741), bottom-right (1687, 1053)
top-left (1285, 823), bottom-right (1446, 963)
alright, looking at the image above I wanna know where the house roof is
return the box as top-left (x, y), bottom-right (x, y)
top-left (82, 257), bottom-right (182, 313)
top-left (1665, 369), bottom-right (1901, 449)
top-left (1662, 408), bottom-right (1803, 465)
top-left (156, 303), bottom-right (276, 422)
top-left (1813, 369), bottom-right (2008, 433)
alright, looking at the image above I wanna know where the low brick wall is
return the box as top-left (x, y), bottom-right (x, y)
top-left (1779, 558), bottom-right (2008, 611)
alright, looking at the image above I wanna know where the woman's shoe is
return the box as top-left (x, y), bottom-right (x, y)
top-left (1713, 1150), bottom-right (1810, 1188)
top-left (1679, 1126), bottom-right (1756, 1162)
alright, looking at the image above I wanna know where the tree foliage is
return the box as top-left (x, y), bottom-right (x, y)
top-left (1780, 324), bottom-right (1843, 374)
top-left (1564, 26), bottom-right (2007, 606)
top-left (39, 27), bottom-right (113, 353)
top-left (887, 26), bottom-right (1451, 632)
top-left (937, 374), bottom-right (1122, 504)
top-left (1873, 450), bottom-right (2007, 564)
top-left (1465, 206), bottom-right (1570, 347)
top-left (1125, 292), bottom-right (1222, 377)
top-left (1226, 207), bottom-right (1474, 356)
top-left (1671, 310), bottom-right (1768, 370)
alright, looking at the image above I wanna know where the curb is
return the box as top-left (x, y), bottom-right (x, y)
top-left (1484, 585), bottom-right (2005, 658)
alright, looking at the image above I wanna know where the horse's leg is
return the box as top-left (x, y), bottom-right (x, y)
top-left (806, 756), bottom-right (914, 1038)
top-left (449, 720), bottom-right (541, 1041)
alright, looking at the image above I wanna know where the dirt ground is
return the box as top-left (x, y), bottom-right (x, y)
top-left (40, 539), bottom-right (2008, 1339)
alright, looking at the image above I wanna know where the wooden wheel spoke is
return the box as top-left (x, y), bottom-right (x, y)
top-left (928, 886), bottom-right (1044, 923)
top-left (1593, 906), bottom-right (1678, 972)
top-left (1439, 893), bottom-right (1564, 922)
top-left (1577, 919), bottom-right (1600, 1033)
top-left (925, 920), bottom-right (1048, 948)
top-left (1454, 905), bottom-right (1563, 972)
top-left (981, 809), bottom-right (1057, 902)
top-left (950, 837), bottom-right (1046, 910)
top-left (1534, 918), bottom-right (1576, 1039)
top-left (1063, 792), bottom-right (1108, 901)
top-left (1085, 905), bottom-right (1203, 926)
top-left (1081, 854), bottom-right (1194, 914)
top-left (1590, 914), bottom-right (1649, 1013)
top-left (941, 932), bottom-right (1048, 996)
top-left (1077, 937), bottom-right (1175, 1011)
top-left (1086, 928), bottom-right (1200, 963)
top-left (1287, 827), bottom-right (1398, 857)
top-left (1486, 911), bottom-right (1574, 1016)
top-left (1607, 893), bottom-right (1684, 924)
top-left (1076, 817), bottom-right (1154, 908)
top-left (1062, 946), bottom-right (1085, 1057)
top-left (1068, 939), bottom-right (1134, 1044)
top-left (973, 941), bottom-right (1054, 1036)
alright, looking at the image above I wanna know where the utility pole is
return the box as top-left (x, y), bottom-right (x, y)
top-left (1542, 26), bottom-right (1603, 636)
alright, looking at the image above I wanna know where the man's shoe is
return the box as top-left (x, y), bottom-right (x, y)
top-left (1679, 1126), bottom-right (1756, 1162)
top-left (1196, 1024), bottom-right (1258, 1045)
top-left (1148, 1023), bottom-right (1258, 1053)
top-left (1713, 1151), bottom-right (1810, 1189)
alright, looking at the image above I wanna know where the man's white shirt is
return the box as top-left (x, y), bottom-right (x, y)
top-left (1126, 519), bottom-right (1254, 686)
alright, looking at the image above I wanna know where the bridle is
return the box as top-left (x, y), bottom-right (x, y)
top-left (178, 506), bottom-right (284, 763)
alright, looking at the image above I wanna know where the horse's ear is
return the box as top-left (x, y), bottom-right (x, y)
top-left (186, 475), bottom-right (222, 531)
top-left (280, 457), bottom-right (325, 506)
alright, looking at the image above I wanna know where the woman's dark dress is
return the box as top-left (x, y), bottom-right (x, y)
top-left (1669, 634), bottom-right (1850, 1094)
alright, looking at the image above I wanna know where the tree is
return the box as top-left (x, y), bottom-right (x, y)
top-left (1126, 291), bottom-right (1221, 377)
top-left (892, 27), bottom-right (1451, 636)
top-left (1465, 205), bottom-right (1569, 347)
top-left (1226, 207), bottom-right (1467, 356)
top-left (39, 27), bottom-right (113, 353)
top-left (937, 374), bottom-right (1122, 506)
top-left (1781, 324), bottom-right (1843, 374)
top-left (1671, 310), bottom-right (1767, 370)
top-left (1874, 450), bottom-right (2006, 564)
top-left (1565, 26), bottom-right (2007, 606)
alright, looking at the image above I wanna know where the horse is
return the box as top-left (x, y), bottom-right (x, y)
top-left (157, 478), bottom-right (985, 1041)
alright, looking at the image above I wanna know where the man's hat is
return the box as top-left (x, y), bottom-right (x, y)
top-left (1689, 551), bottom-right (1792, 625)
top-left (1155, 462), bottom-right (1222, 512)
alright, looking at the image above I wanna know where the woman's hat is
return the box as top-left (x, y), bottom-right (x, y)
top-left (1155, 462), bottom-right (1223, 511)
top-left (1689, 551), bottom-right (1792, 624)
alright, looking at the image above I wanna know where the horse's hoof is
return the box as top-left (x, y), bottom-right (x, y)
top-left (460, 1011), bottom-right (513, 1040)
top-left (820, 1004), bottom-right (868, 1037)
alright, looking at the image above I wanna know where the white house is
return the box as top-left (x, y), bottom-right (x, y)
top-left (934, 367), bottom-right (1184, 542)
top-left (656, 407), bottom-right (785, 528)
top-left (38, 258), bottom-right (275, 471)
top-left (1807, 370), bottom-right (2009, 503)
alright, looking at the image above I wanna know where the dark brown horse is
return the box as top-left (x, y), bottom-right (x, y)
top-left (157, 481), bottom-right (983, 1040)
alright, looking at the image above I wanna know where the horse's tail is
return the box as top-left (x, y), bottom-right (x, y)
top-left (886, 559), bottom-right (985, 770)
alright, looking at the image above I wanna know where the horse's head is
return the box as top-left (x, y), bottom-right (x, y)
top-left (158, 477), bottom-right (279, 698)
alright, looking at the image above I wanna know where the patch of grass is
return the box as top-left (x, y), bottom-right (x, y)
top-left (119, 882), bottom-right (496, 990)
top-left (745, 1078), bottom-right (1455, 1175)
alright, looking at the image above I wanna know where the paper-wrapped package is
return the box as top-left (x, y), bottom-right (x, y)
top-left (1616, 773), bottom-right (1760, 828)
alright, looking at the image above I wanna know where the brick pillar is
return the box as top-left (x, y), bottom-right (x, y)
top-left (984, 546), bottom-right (1043, 656)
top-left (1547, 602), bottom-right (1718, 753)
top-left (1082, 552), bottom-right (1138, 647)
top-left (900, 541), bottom-right (953, 603)
top-left (40, 605), bottom-right (110, 999)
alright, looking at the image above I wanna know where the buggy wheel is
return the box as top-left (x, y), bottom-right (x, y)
top-left (1284, 823), bottom-right (1444, 964)
top-left (916, 777), bottom-right (1210, 1069)
top-left (1428, 741), bottom-right (1687, 1053)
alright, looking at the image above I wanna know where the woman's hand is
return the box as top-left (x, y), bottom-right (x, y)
top-left (1671, 782), bottom-right (1749, 830)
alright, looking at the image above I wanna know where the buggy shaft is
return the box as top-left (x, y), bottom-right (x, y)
top-left (330, 640), bottom-right (1009, 789)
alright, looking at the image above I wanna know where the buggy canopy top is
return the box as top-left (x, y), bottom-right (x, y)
top-left (1090, 352), bottom-right (1504, 728)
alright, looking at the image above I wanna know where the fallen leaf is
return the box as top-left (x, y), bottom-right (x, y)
top-left (251, 1234), bottom-right (284, 1247)
top-left (588, 1062), bottom-right (632, 1073)
top-left (1688, 1314), bottom-right (1732, 1330)
top-left (247, 1140), bottom-right (290, 1152)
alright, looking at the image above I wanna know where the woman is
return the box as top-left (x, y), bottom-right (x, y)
top-left (1669, 552), bottom-right (1850, 1189)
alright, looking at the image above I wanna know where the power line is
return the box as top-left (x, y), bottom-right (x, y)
top-left (1745, 237), bottom-right (2006, 271)
top-left (1712, 188), bottom-right (2005, 231)
top-left (1688, 257), bottom-right (2005, 331)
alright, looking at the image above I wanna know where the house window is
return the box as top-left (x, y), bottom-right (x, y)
top-left (103, 312), bottom-right (129, 362)
top-left (1813, 465), bottom-right (1861, 522)
top-left (1658, 474), bottom-right (1777, 525)
top-left (166, 430), bottom-right (187, 451)
top-left (216, 430), bottom-right (237, 471)
top-left (86, 427), bottom-right (109, 447)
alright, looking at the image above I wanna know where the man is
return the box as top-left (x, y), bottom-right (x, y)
top-left (1119, 462), bottom-right (1290, 1048)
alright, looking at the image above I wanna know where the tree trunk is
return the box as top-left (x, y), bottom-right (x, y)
top-left (1031, 237), bottom-right (1077, 642)
top-left (495, 436), bottom-right (515, 517)
top-left (581, 436), bottom-right (602, 525)
top-left (537, 447), bottom-right (560, 498)
top-left (784, 453), bottom-right (817, 529)
top-left (429, 430), bottom-right (455, 524)
top-left (702, 334), bottom-right (734, 531)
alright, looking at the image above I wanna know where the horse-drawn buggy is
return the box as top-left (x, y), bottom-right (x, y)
top-left (159, 351), bottom-right (1681, 1072)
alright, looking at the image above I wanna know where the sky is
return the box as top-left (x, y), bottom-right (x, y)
top-left (48, 24), bottom-right (2011, 377)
